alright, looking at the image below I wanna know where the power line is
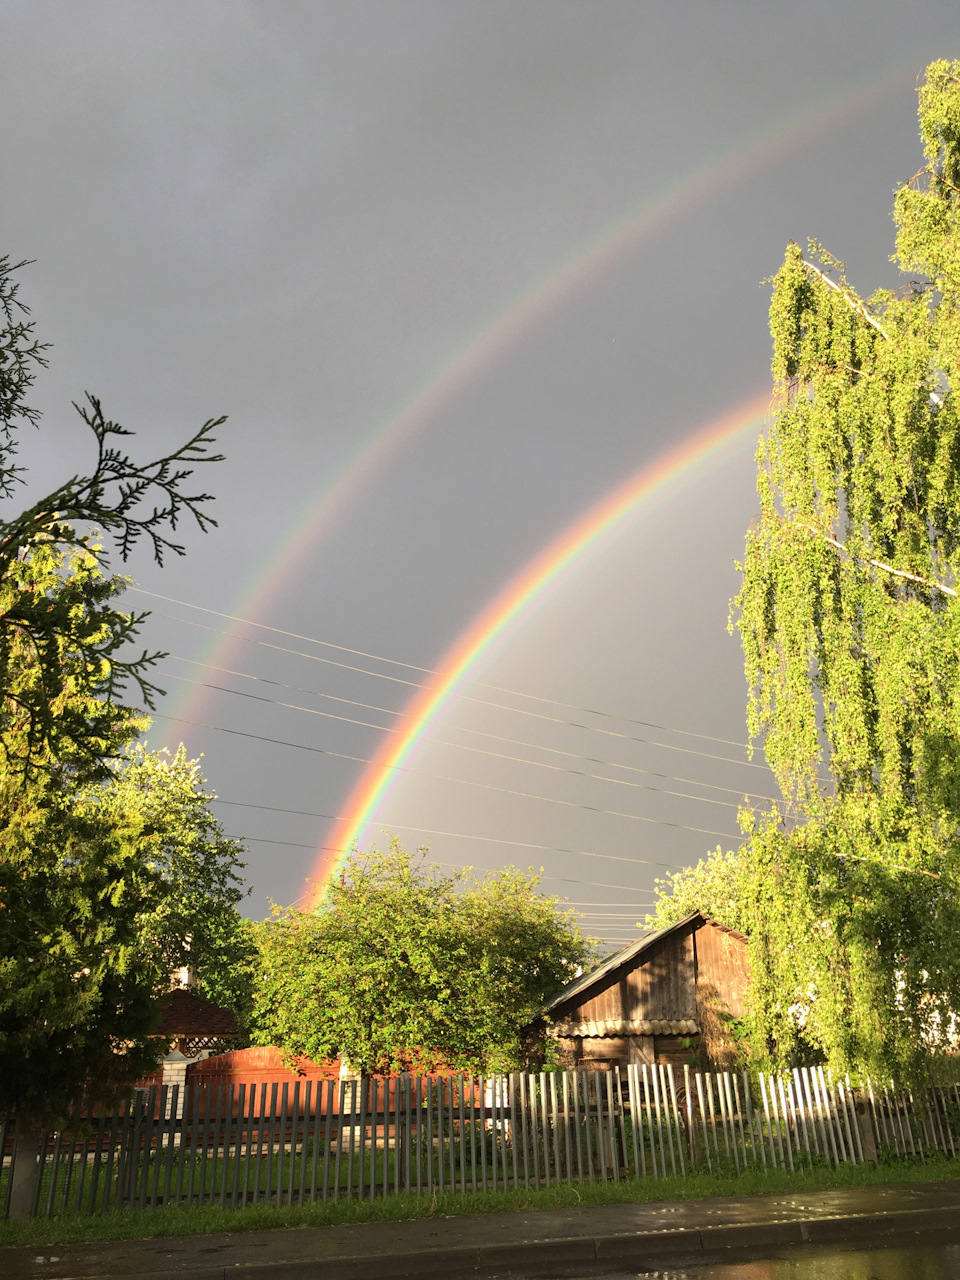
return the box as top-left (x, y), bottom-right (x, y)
top-left (165, 655), bottom-right (781, 805)
top-left (157, 711), bottom-right (739, 844)
top-left (542, 901), bottom-right (655, 907)
top-left (217, 802), bottom-right (698, 869)
top-left (213, 800), bottom-right (681, 895)
top-left (158, 669), bottom-right (768, 816)
top-left (145, 608), bottom-right (771, 773)
top-left (134, 586), bottom-right (754, 752)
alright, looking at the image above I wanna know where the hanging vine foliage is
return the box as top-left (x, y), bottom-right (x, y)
top-left (653, 62), bottom-right (960, 1082)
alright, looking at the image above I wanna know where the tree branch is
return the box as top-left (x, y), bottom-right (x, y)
top-left (801, 257), bottom-right (943, 407)
top-left (790, 519), bottom-right (956, 596)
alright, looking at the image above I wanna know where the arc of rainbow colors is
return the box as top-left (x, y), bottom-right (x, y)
top-left (160, 60), bottom-right (910, 737)
top-left (318, 392), bottom-right (770, 889)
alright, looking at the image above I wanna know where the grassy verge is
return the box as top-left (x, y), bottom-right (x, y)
top-left (1, 1156), bottom-right (958, 1249)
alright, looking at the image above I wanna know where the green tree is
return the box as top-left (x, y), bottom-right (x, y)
top-left (646, 845), bottom-right (754, 937)
top-left (78, 743), bottom-right (255, 1024)
top-left (0, 257), bottom-right (225, 1214)
top-left (0, 547), bottom-right (168, 1131)
top-left (655, 62), bottom-right (960, 1081)
top-left (250, 842), bottom-right (592, 1074)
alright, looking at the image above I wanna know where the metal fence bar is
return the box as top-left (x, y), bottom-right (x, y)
top-left (772, 1075), bottom-right (790, 1170)
top-left (626, 1065), bottom-right (644, 1178)
top-left (815, 1068), bottom-right (840, 1165)
top-left (522, 1070), bottom-right (537, 1187)
top-left (448, 1076), bottom-right (457, 1192)
top-left (639, 1064), bottom-right (656, 1178)
top-left (727, 1075), bottom-right (742, 1172)
top-left (348, 1078), bottom-right (360, 1198)
top-left (136, 1090), bottom-right (154, 1208)
top-left (288, 1081), bottom-right (301, 1205)
top-left (666, 1065), bottom-right (685, 1176)
top-left (197, 1085), bottom-right (213, 1207)
top-left (615, 1067), bottom-right (630, 1179)
top-left (99, 1103), bottom-right (121, 1213)
top-left (587, 1070), bottom-right (601, 1182)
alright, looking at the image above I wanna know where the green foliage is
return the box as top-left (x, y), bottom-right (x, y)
top-left (0, 257), bottom-right (228, 1124)
top-left (250, 841), bottom-right (593, 1074)
top-left (702, 61), bottom-right (960, 1081)
top-left (645, 846), bottom-right (754, 935)
top-left (78, 743), bottom-right (254, 1024)
top-left (0, 555), bottom-right (255, 1124)
top-left (0, 550), bottom-right (168, 1125)
top-left (0, 256), bottom-right (224, 778)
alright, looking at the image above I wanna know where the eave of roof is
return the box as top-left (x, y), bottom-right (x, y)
top-left (539, 911), bottom-right (706, 1018)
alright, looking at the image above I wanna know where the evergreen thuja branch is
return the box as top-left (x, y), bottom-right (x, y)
top-left (0, 402), bottom-right (225, 578)
top-left (0, 257), bottom-right (50, 498)
top-left (65, 394), bottom-right (227, 565)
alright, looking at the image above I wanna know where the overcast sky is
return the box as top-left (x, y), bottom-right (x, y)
top-left (2, 1), bottom-right (959, 945)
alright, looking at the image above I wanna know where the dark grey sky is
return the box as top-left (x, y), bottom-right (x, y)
top-left (3, 1), bottom-right (958, 944)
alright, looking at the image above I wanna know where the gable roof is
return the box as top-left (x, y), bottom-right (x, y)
top-left (540, 911), bottom-right (747, 1019)
top-left (155, 987), bottom-right (241, 1038)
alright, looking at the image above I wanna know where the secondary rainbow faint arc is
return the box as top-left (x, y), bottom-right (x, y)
top-left (320, 392), bottom-right (770, 887)
top-left (162, 61), bottom-right (909, 737)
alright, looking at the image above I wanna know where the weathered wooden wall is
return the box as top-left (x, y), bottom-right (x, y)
top-left (549, 917), bottom-right (748, 1070)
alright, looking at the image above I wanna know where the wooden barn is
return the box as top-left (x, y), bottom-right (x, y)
top-left (536, 912), bottom-right (749, 1070)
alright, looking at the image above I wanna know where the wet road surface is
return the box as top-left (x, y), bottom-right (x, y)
top-left (561, 1240), bottom-right (960, 1278)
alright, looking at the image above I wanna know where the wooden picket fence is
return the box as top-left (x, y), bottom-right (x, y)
top-left (2, 1063), bottom-right (958, 1218)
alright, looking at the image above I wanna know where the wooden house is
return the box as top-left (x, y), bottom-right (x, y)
top-left (537, 912), bottom-right (749, 1070)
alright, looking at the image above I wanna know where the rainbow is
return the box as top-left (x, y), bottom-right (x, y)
top-left (319, 391), bottom-right (770, 885)
top-left (158, 60), bottom-right (909, 740)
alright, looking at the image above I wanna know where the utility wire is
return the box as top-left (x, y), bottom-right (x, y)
top-left (134, 586), bottom-right (753, 751)
top-left (146, 609), bottom-right (771, 773)
top-left (159, 669), bottom-right (767, 816)
top-left (213, 797), bottom-right (694, 870)
top-left (157, 711), bottom-right (739, 845)
top-left (165, 654), bottom-right (781, 805)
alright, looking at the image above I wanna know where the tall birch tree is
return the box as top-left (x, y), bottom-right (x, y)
top-left (652, 62), bottom-right (960, 1081)
top-left (734, 60), bottom-right (960, 1079)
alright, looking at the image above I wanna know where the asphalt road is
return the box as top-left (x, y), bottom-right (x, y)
top-left (560, 1240), bottom-right (960, 1278)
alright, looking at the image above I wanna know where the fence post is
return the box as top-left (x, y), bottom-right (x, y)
top-left (7, 1121), bottom-right (44, 1220)
top-left (854, 1088), bottom-right (878, 1166)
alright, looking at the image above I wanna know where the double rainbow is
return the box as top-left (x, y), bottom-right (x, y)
top-left (319, 392), bottom-right (769, 885)
top-left (162, 59), bottom-right (909, 740)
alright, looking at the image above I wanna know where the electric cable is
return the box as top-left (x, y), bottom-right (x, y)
top-left (213, 797), bottom-right (691, 869)
top-left (165, 654), bottom-right (781, 805)
top-left (133, 586), bottom-right (753, 751)
top-left (157, 711), bottom-right (739, 843)
top-left (158, 668), bottom-right (768, 815)
top-left (145, 608), bottom-right (772, 773)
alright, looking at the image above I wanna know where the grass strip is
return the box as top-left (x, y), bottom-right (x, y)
top-left (1, 1155), bottom-right (957, 1249)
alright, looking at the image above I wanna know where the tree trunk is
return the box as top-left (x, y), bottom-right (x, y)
top-left (8, 1121), bottom-right (44, 1220)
